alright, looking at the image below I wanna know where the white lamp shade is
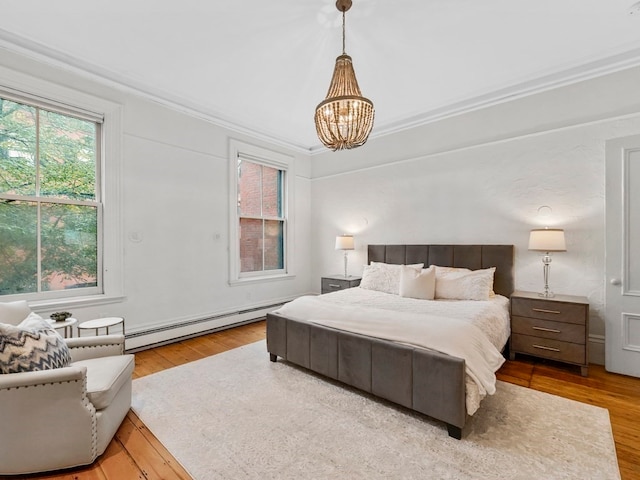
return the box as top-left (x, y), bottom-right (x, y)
top-left (528, 228), bottom-right (566, 252)
top-left (335, 235), bottom-right (355, 250)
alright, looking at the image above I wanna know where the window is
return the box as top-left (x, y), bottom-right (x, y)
top-left (238, 160), bottom-right (284, 272)
top-left (229, 140), bottom-right (295, 283)
top-left (0, 94), bottom-right (102, 298)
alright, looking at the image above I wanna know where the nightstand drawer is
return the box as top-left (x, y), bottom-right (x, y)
top-left (321, 276), bottom-right (361, 293)
top-left (511, 297), bottom-right (587, 325)
top-left (322, 278), bottom-right (349, 292)
top-left (511, 316), bottom-right (585, 344)
top-left (511, 334), bottom-right (586, 365)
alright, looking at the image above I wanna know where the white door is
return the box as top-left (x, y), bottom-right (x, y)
top-left (605, 134), bottom-right (640, 377)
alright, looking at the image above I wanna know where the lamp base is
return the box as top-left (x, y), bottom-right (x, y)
top-left (538, 291), bottom-right (555, 298)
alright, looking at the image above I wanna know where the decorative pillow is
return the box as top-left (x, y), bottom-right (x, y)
top-left (399, 266), bottom-right (436, 300)
top-left (433, 266), bottom-right (496, 301)
top-left (360, 262), bottom-right (424, 295)
top-left (0, 314), bottom-right (72, 374)
top-left (0, 300), bottom-right (31, 326)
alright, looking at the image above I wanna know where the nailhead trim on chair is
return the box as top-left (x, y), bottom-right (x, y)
top-left (69, 343), bottom-right (125, 355)
top-left (2, 379), bottom-right (79, 390)
top-left (80, 374), bottom-right (98, 459)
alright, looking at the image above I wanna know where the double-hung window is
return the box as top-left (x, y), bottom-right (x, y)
top-left (229, 140), bottom-right (294, 283)
top-left (0, 94), bottom-right (102, 298)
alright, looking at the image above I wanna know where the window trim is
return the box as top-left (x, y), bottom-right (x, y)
top-left (228, 139), bottom-right (295, 285)
top-left (0, 66), bottom-right (124, 308)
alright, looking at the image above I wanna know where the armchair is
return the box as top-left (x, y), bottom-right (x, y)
top-left (0, 301), bottom-right (135, 475)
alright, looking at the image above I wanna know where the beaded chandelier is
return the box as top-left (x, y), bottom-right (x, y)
top-left (314, 0), bottom-right (374, 151)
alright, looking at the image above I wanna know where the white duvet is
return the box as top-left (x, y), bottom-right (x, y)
top-left (275, 288), bottom-right (511, 415)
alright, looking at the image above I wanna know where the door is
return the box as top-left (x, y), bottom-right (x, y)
top-left (605, 134), bottom-right (640, 377)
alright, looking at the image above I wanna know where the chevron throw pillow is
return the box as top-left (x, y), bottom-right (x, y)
top-left (0, 314), bottom-right (72, 374)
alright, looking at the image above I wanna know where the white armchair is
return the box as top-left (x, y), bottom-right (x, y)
top-left (0, 301), bottom-right (135, 475)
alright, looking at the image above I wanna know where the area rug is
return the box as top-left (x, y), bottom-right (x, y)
top-left (131, 341), bottom-right (620, 480)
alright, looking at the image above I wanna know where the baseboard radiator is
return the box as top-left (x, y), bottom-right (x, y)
top-left (125, 302), bottom-right (284, 353)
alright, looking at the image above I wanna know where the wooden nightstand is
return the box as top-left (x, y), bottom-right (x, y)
top-left (510, 290), bottom-right (589, 376)
top-left (321, 275), bottom-right (361, 294)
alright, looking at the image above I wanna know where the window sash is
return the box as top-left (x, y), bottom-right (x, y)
top-left (237, 159), bottom-right (286, 276)
top-left (0, 93), bottom-right (103, 299)
top-left (230, 140), bottom-right (293, 283)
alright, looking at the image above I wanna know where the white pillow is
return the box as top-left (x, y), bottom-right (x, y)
top-left (360, 262), bottom-right (424, 295)
top-left (0, 314), bottom-right (72, 374)
top-left (0, 300), bottom-right (32, 326)
top-left (399, 266), bottom-right (435, 300)
top-left (433, 266), bottom-right (496, 301)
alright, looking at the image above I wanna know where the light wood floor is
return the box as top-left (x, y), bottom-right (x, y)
top-left (11, 320), bottom-right (640, 480)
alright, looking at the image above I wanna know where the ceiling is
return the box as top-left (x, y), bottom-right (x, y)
top-left (1, 0), bottom-right (640, 153)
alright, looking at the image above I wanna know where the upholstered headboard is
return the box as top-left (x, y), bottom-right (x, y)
top-left (367, 244), bottom-right (514, 298)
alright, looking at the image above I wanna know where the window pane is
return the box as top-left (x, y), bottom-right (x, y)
top-left (238, 160), bottom-right (262, 216)
top-left (39, 110), bottom-right (96, 200)
top-left (262, 165), bottom-right (282, 217)
top-left (0, 200), bottom-right (37, 295)
top-left (264, 220), bottom-right (284, 270)
top-left (40, 203), bottom-right (98, 291)
top-left (239, 218), bottom-right (263, 272)
top-left (0, 99), bottom-right (36, 196)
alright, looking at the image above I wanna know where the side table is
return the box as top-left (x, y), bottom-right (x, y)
top-left (47, 317), bottom-right (77, 338)
top-left (510, 290), bottom-right (589, 376)
top-left (78, 317), bottom-right (125, 336)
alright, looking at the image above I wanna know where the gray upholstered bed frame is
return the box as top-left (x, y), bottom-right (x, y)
top-left (266, 244), bottom-right (514, 439)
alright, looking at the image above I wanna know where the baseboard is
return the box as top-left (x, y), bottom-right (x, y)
top-left (589, 334), bottom-right (605, 366)
top-left (124, 294), bottom-right (310, 351)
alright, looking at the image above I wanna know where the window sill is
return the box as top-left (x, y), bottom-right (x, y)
top-left (229, 273), bottom-right (296, 286)
top-left (29, 294), bottom-right (126, 313)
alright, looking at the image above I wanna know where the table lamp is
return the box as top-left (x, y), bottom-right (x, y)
top-left (528, 228), bottom-right (566, 298)
top-left (335, 235), bottom-right (355, 278)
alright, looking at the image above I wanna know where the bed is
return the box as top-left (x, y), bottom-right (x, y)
top-left (266, 244), bottom-right (514, 439)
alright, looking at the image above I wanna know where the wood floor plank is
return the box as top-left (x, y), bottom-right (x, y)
top-left (96, 436), bottom-right (144, 480)
top-left (115, 416), bottom-right (187, 480)
top-left (153, 341), bottom-right (206, 367)
top-left (126, 411), bottom-right (192, 479)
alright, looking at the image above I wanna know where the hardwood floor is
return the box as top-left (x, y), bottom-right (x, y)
top-left (9, 320), bottom-right (640, 480)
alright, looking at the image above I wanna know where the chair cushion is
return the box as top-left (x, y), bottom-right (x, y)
top-left (0, 301), bottom-right (31, 326)
top-left (73, 354), bottom-right (134, 410)
top-left (0, 315), bottom-right (72, 374)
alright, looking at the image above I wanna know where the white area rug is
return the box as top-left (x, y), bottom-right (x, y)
top-left (132, 341), bottom-right (620, 480)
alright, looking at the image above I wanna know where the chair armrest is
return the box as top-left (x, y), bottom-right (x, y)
top-left (0, 366), bottom-right (97, 475)
top-left (0, 364), bottom-right (86, 389)
top-left (65, 334), bottom-right (125, 362)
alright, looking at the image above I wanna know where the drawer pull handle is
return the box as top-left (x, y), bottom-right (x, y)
top-left (532, 308), bottom-right (561, 315)
top-left (532, 326), bottom-right (561, 334)
top-left (328, 284), bottom-right (342, 288)
top-left (533, 344), bottom-right (560, 352)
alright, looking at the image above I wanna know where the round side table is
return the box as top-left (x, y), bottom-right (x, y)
top-left (78, 317), bottom-right (125, 336)
top-left (47, 317), bottom-right (77, 338)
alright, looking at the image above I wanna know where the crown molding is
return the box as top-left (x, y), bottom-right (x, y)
top-left (2, 27), bottom-right (640, 158)
top-left (0, 29), bottom-right (313, 155)
top-left (310, 46), bottom-right (640, 155)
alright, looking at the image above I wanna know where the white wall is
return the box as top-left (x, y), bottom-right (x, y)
top-left (310, 66), bottom-right (640, 365)
top-left (0, 49), bottom-right (313, 348)
top-left (4, 45), bottom-right (640, 361)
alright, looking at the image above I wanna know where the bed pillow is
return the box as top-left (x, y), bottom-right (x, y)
top-left (399, 266), bottom-right (436, 300)
top-left (360, 262), bottom-right (424, 295)
top-left (433, 266), bottom-right (496, 301)
top-left (0, 314), bottom-right (72, 374)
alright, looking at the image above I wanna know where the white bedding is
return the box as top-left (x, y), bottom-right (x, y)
top-left (274, 288), bottom-right (511, 415)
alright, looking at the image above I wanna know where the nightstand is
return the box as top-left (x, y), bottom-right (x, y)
top-left (510, 290), bottom-right (589, 376)
top-left (321, 275), bottom-right (361, 294)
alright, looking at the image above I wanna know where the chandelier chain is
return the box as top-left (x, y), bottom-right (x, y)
top-left (342, 10), bottom-right (346, 54)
